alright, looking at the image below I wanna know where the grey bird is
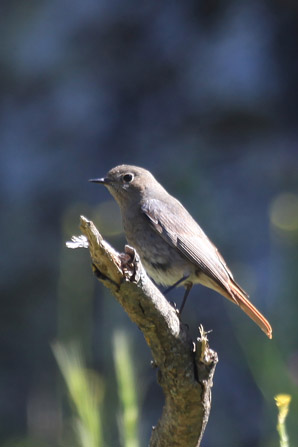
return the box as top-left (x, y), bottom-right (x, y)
top-left (90, 165), bottom-right (272, 339)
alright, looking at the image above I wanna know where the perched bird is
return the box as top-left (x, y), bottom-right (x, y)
top-left (90, 165), bottom-right (272, 339)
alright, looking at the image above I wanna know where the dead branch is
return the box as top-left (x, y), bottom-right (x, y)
top-left (67, 216), bottom-right (218, 447)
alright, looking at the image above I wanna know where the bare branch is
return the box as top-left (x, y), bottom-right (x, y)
top-left (68, 216), bottom-right (218, 447)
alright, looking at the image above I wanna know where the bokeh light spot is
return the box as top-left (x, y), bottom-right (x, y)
top-left (269, 193), bottom-right (298, 232)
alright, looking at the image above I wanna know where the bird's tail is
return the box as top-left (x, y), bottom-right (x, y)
top-left (226, 280), bottom-right (272, 339)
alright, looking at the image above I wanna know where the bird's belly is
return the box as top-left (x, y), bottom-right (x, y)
top-left (142, 257), bottom-right (192, 286)
top-left (124, 222), bottom-right (196, 286)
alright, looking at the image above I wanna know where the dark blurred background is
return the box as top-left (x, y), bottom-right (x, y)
top-left (1, 0), bottom-right (298, 446)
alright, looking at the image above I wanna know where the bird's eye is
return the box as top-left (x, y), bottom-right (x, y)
top-left (122, 173), bottom-right (134, 183)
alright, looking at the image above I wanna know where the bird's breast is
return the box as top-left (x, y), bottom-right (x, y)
top-left (122, 212), bottom-right (197, 286)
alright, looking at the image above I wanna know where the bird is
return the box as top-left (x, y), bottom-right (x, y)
top-left (89, 164), bottom-right (272, 339)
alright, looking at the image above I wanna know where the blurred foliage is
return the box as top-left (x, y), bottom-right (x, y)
top-left (275, 394), bottom-right (291, 447)
top-left (51, 334), bottom-right (140, 447)
top-left (1, 0), bottom-right (298, 445)
top-left (52, 342), bottom-right (104, 447)
top-left (113, 331), bottom-right (140, 447)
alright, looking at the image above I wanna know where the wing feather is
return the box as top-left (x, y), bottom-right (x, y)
top-left (141, 198), bottom-right (235, 293)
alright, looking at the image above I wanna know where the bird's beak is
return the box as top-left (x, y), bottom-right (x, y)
top-left (89, 177), bottom-right (112, 185)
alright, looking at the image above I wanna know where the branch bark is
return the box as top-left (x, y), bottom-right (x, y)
top-left (67, 216), bottom-right (218, 447)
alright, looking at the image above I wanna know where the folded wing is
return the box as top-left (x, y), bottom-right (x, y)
top-left (141, 198), bottom-right (272, 339)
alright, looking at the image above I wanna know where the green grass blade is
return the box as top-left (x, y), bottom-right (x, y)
top-left (113, 331), bottom-right (140, 447)
top-left (52, 342), bottom-right (104, 447)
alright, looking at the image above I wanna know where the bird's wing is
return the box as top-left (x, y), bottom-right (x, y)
top-left (141, 198), bottom-right (236, 295)
top-left (141, 198), bottom-right (273, 339)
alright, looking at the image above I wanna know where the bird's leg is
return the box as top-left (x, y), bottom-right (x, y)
top-left (164, 274), bottom-right (190, 295)
top-left (179, 282), bottom-right (193, 314)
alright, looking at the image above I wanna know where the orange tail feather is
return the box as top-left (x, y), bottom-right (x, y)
top-left (227, 280), bottom-right (272, 339)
